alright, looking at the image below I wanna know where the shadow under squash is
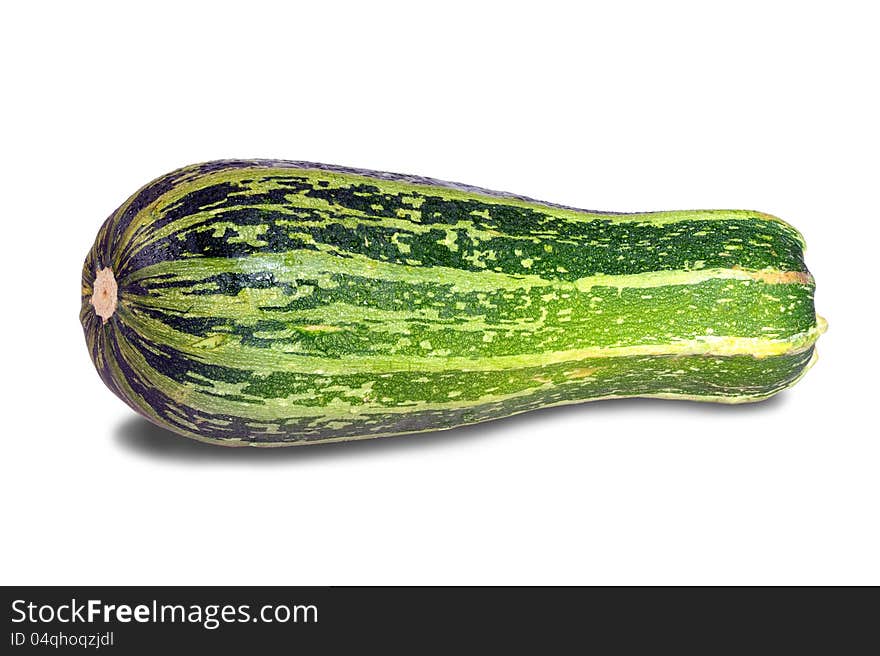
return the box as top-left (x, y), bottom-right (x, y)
top-left (113, 393), bottom-right (787, 464)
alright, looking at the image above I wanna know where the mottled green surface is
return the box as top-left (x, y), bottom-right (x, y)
top-left (81, 161), bottom-right (824, 446)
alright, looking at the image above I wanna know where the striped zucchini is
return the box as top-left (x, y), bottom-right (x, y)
top-left (81, 160), bottom-right (825, 446)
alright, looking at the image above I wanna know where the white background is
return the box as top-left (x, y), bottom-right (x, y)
top-left (1, 1), bottom-right (877, 585)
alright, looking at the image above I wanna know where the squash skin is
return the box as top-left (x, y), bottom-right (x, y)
top-left (81, 160), bottom-right (824, 446)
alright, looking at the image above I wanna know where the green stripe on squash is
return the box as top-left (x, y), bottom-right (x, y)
top-left (81, 160), bottom-right (825, 446)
